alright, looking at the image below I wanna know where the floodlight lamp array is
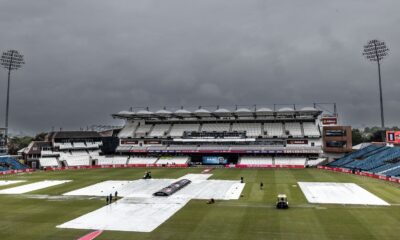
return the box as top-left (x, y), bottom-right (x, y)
top-left (1, 50), bottom-right (25, 70)
top-left (363, 40), bottom-right (389, 62)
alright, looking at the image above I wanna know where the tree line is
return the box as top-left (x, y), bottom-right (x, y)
top-left (352, 126), bottom-right (399, 146)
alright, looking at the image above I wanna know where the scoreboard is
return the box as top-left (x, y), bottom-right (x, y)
top-left (386, 131), bottom-right (400, 144)
top-left (202, 156), bottom-right (227, 165)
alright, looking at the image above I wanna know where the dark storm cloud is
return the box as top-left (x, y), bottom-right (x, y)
top-left (0, 0), bottom-right (399, 135)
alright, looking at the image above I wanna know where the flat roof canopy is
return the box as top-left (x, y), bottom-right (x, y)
top-left (112, 105), bottom-right (322, 120)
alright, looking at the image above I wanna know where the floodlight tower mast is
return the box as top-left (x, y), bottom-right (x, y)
top-left (362, 40), bottom-right (389, 128)
top-left (1, 50), bottom-right (25, 146)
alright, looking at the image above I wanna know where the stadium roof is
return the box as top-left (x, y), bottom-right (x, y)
top-left (194, 108), bottom-right (211, 116)
top-left (155, 109), bottom-right (172, 116)
top-left (175, 109), bottom-right (191, 116)
top-left (278, 107), bottom-right (294, 112)
top-left (24, 141), bottom-right (52, 154)
top-left (300, 107), bottom-right (318, 111)
top-left (48, 131), bottom-right (101, 140)
top-left (112, 105), bottom-right (323, 120)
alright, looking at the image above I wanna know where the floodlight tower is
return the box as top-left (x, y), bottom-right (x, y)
top-left (1, 50), bottom-right (25, 146)
top-left (362, 40), bottom-right (389, 128)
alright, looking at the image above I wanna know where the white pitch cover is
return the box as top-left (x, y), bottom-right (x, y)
top-left (58, 174), bottom-right (245, 232)
top-left (0, 180), bottom-right (71, 194)
top-left (298, 182), bottom-right (389, 206)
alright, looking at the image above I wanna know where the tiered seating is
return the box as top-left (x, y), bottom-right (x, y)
top-left (71, 150), bottom-right (89, 156)
top-left (370, 163), bottom-right (400, 175)
top-left (95, 156), bottom-right (113, 165)
top-left (39, 157), bottom-right (59, 167)
top-left (156, 156), bottom-right (189, 165)
top-left (328, 145), bottom-right (400, 177)
top-left (149, 124), bottom-right (171, 137)
top-left (366, 149), bottom-right (400, 174)
top-left (64, 156), bottom-right (90, 166)
top-left (58, 152), bottom-right (68, 161)
top-left (344, 147), bottom-right (393, 170)
top-left (201, 123), bottom-right (230, 132)
top-left (59, 142), bottom-right (73, 150)
top-left (231, 123), bottom-right (262, 137)
top-left (169, 124), bottom-right (200, 137)
top-left (365, 148), bottom-right (400, 172)
top-left (239, 156), bottom-right (273, 165)
top-left (306, 158), bottom-right (326, 166)
top-left (41, 150), bottom-right (59, 157)
top-left (0, 156), bottom-right (28, 171)
top-left (73, 142), bottom-right (86, 148)
top-left (111, 156), bottom-right (129, 164)
top-left (86, 141), bottom-right (102, 148)
top-left (383, 166), bottom-right (400, 177)
top-left (118, 121), bottom-right (137, 138)
top-left (128, 156), bottom-right (158, 164)
top-left (285, 122), bottom-right (302, 137)
top-left (371, 164), bottom-right (394, 173)
top-left (275, 157), bottom-right (307, 166)
top-left (96, 156), bottom-right (128, 165)
top-left (135, 124), bottom-right (153, 136)
top-left (303, 122), bottom-right (320, 136)
top-left (88, 150), bottom-right (100, 157)
top-left (264, 123), bottom-right (283, 137)
top-left (327, 145), bottom-right (382, 167)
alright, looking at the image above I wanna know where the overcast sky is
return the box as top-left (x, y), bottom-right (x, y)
top-left (0, 0), bottom-right (399, 135)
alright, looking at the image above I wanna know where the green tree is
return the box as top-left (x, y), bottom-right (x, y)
top-left (33, 132), bottom-right (47, 141)
top-left (352, 129), bottom-right (364, 146)
top-left (7, 136), bottom-right (33, 155)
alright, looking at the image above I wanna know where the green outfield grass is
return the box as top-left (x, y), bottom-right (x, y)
top-left (0, 168), bottom-right (399, 240)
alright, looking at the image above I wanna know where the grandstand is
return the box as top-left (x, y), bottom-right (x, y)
top-left (96, 156), bottom-right (128, 165)
top-left (128, 156), bottom-right (158, 165)
top-left (22, 131), bottom-right (105, 169)
top-left (149, 124), bottom-right (171, 137)
top-left (237, 156), bottom-right (309, 167)
top-left (38, 157), bottom-right (59, 167)
top-left (239, 156), bottom-right (274, 166)
top-left (284, 122), bottom-right (302, 137)
top-left (155, 156), bottom-right (190, 165)
top-left (169, 124), bottom-right (200, 137)
top-left (327, 144), bottom-right (400, 177)
top-left (17, 105), bottom-right (338, 169)
top-left (275, 157), bottom-right (307, 166)
top-left (113, 105), bottom-right (324, 167)
top-left (0, 156), bottom-right (28, 171)
top-left (264, 123), bottom-right (284, 137)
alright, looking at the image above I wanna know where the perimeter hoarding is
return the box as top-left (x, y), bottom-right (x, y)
top-left (321, 117), bottom-right (337, 125)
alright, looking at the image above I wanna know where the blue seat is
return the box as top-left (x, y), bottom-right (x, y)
top-left (0, 156), bottom-right (28, 171)
top-left (328, 145), bottom-right (381, 167)
top-left (326, 146), bottom-right (400, 177)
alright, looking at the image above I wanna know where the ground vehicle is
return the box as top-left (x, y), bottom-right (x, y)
top-left (143, 171), bottom-right (152, 179)
top-left (276, 194), bottom-right (289, 209)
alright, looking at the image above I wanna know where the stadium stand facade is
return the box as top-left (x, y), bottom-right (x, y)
top-left (327, 144), bottom-right (400, 177)
top-left (22, 131), bottom-right (106, 169)
top-left (112, 106), bottom-right (326, 167)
